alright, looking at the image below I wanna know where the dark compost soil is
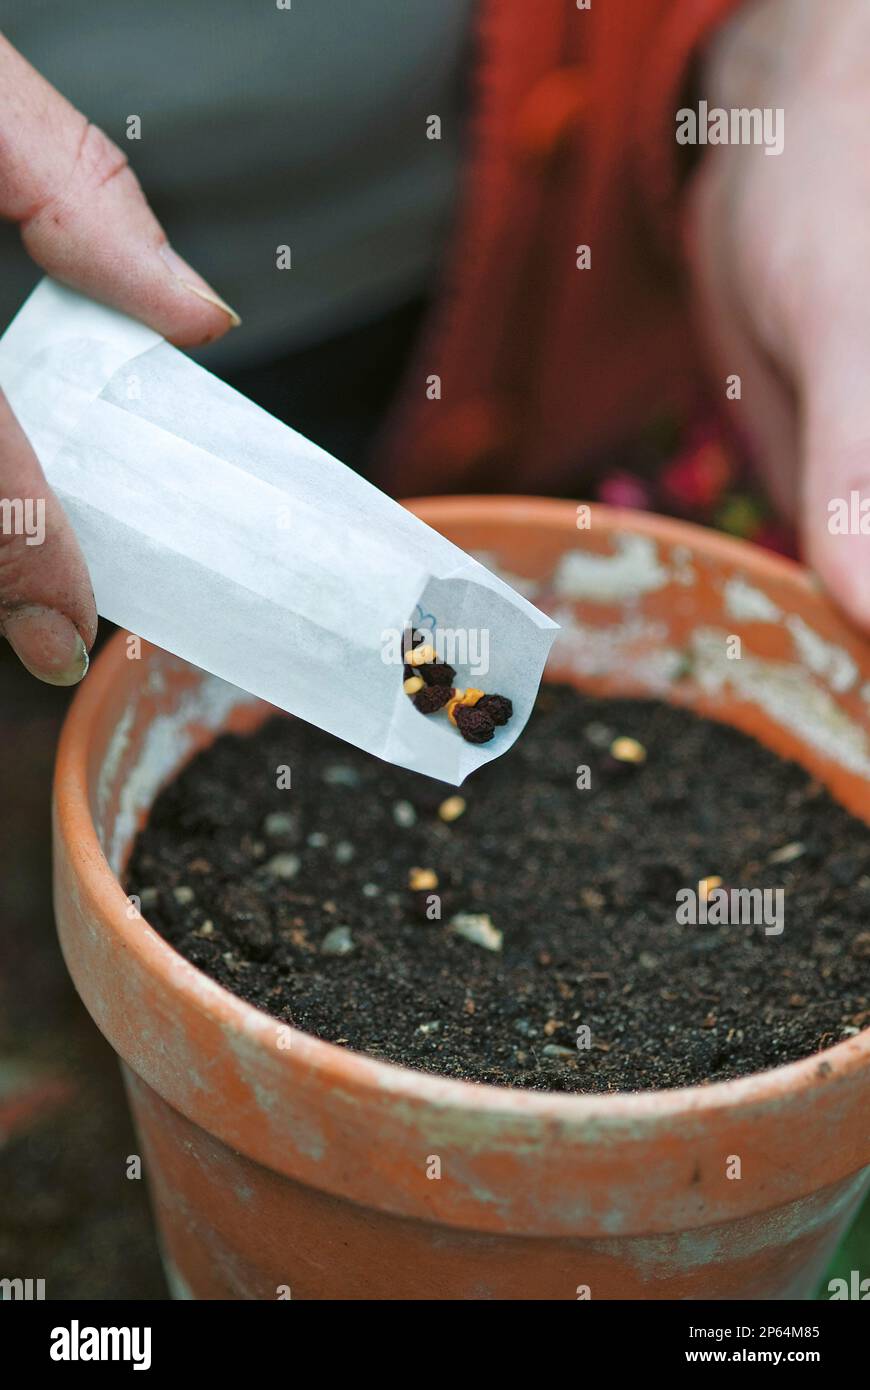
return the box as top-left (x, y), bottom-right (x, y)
top-left (125, 687), bottom-right (870, 1093)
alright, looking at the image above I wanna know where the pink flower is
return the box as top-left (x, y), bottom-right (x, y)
top-left (598, 471), bottom-right (651, 510)
top-left (661, 438), bottom-right (733, 514)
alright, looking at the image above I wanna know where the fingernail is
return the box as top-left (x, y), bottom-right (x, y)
top-left (158, 244), bottom-right (241, 327)
top-left (2, 605), bottom-right (90, 686)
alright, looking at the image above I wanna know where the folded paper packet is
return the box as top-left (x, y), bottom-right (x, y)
top-left (0, 279), bottom-right (558, 783)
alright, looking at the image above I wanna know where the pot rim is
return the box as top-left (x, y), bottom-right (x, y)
top-left (54, 496), bottom-right (870, 1132)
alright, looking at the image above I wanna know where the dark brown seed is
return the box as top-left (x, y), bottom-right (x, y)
top-left (420, 662), bottom-right (456, 687)
top-left (455, 706), bottom-right (495, 744)
top-left (477, 693), bottom-right (513, 725)
top-left (414, 684), bottom-right (454, 715)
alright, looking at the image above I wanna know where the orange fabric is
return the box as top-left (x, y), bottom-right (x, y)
top-left (378, 0), bottom-right (744, 497)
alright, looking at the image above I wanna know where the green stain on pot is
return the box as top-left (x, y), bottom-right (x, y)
top-left (443, 1157), bottom-right (519, 1216)
top-left (598, 1207), bottom-right (628, 1236)
top-left (251, 1076), bottom-right (326, 1163)
top-left (223, 1025), bottom-right (327, 1163)
top-left (593, 1170), bottom-right (870, 1281)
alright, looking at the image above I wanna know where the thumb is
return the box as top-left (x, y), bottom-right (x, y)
top-left (799, 307), bottom-right (870, 631)
top-left (0, 35), bottom-right (239, 347)
top-left (0, 389), bottom-right (96, 684)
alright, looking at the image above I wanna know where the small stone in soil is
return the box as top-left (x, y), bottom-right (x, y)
top-left (263, 811), bottom-right (296, 838)
top-left (321, 926), bottom-right (355, 956)
top-left (392, 800), bottom-right (417, 828)
top-left (264, 853), bottom-right (300, 879)
top-left (768, 841), bottom-right (806, 864)
top-left (438, 795), bottom-right (466, 823)
top-left (449, 912), bottom-right (503, 952)
top-left (322, 765), bottom-right (361, 789)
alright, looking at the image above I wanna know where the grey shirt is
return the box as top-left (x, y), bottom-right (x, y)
top-left (0, 0), bottom-right (471, 367)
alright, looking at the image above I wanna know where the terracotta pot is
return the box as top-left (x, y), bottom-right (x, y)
top-left (53, 498), bottom-right (870, 1300)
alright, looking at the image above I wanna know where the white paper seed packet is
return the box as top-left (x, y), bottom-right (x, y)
top-left (0, 279), bottom-right (558, 782)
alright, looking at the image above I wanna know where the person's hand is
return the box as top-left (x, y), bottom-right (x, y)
top-left (0, 35), bottom-right (239, 684)
top-left (688, 0), bottom-right (870, 629)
